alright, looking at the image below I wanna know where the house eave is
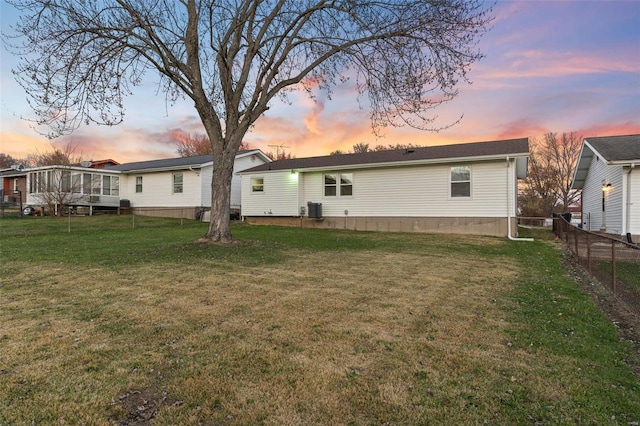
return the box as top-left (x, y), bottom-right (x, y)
top-left (239, 152), bottom-right (529, 175)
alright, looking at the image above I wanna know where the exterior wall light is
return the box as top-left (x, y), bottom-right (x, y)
top-left (602, 183), bottom-right (612, 192)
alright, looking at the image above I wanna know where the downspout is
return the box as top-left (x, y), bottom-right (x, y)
top-left (626, 163), bottom-right (635, 234)
top-left (506, 156), bottom-right (534, 241)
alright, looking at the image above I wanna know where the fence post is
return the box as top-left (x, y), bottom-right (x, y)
top-left (574, 230), bottom-right (579, 256)
top-left (586, 232), bottom-right (591, 274)
top-left (611, 241), bottom-right (616, 293)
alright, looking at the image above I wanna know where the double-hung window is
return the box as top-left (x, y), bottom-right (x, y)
top-left (450, 166), bottom-right (471, 198)
top-left (102, 175), bottom-right (120, 196)
top-left (135, 176), bottom-right (143, 193)
top-left (251, 177), bottom-right (264, 193)
top-left (324, 173), bottom-right (353, 197)
top-left (173, 173), bottom-right (183, 194)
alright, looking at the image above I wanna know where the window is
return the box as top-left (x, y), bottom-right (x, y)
top-left (61, 171), bottom-right (71, 192)
top-left (324, 173), bottom-right (353, 197)
top-left (324, 174), bottom-right (337, 196)
top-left (340, 173), bottom-right (353, 196)
top-left (83, 173), bottom-right (92, 194)
top-left (71, 172), bottom-right (82, 193)
top-left (251, 177), bottom-right (264, 193)
top-left (91, 174), bottom-right (101, 194)
top-left (450, 166), bottom-right (471, 198)
top-left (102, 175), bottom-right (119, 196)
top-left (136, 176), bottom-right (143, 193)
top-left (173, 173), bottom-right (183, 193)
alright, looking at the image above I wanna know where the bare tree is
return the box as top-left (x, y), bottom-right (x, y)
top-left (6, 0), bottom-right (493, 242)
top-left (265, 149), bottom-right (294, 161)
top-left (176, 133), bottom-right (251, 157)
top-left (352, 143), bottom-right (370, 154)
top-left (0, 153), bottom-right (24, 169)
top-left (519, 132), bottom-right (582, 218)
top-left (27, 141), bottom-right (82, 167)
top-left (373, 143), bottom-right (422, 152)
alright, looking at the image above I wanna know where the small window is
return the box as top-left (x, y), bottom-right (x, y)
top-left (340, 173), bottom-right (353, 196)
top-left (324, 174), bottom-right (337, 196)
top-left (251, 177), bottom-right (264, 193)
top-left (135, 176), bottom-right (143, 193)
top-left (102, 175), bottom-right (119, 196)
top-left (173, 173), bottom-right (183, 194)
top-left (91, 174), bottom-right (101, 195)
top-left (450, 166), bottom-right (471, 198)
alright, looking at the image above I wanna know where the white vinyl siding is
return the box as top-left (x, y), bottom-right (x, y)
top-left (242, 160), bottom-right (516, 219)
top-left (241, 171), bottom-right (299, 216)
top-left (581, 155), bottom-right (625, 233)
top-left (124, 170), bottom-right (202, 207)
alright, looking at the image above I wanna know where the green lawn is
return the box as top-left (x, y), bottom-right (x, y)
top-left (1, 216), bottom-right (639, 424)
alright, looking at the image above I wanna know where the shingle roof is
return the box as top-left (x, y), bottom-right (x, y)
top-left (242, 138), bottom-right (529, 173)
top-left (106, 154), bottom-right (213, 172)
top-left (106, 150), bottom-right (264, 172)
top-left (585, 134), bottom-right (640, 162)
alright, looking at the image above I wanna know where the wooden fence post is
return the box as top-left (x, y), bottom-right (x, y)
top-left (586, 233), bottom-right (591, 274)
top-left (611, 241), bottom-right (616, 293)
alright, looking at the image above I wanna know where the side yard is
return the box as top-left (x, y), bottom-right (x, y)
top-left (0, 217), bottom-right (639, 424)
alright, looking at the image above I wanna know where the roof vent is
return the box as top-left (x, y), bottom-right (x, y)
top-left (405, 148), bottom-right (415, 154)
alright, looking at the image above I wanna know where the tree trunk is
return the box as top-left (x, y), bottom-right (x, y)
top-left (200, 141), bottom-right (237, 244)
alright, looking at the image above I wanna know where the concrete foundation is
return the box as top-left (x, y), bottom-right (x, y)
top-left (244, 216), bottom-right (515, 238)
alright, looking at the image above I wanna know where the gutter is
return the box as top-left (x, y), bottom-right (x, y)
top-left (626, 163), bottom-right (635, 233)
top-left (506, 156), bottom-right (534, 242)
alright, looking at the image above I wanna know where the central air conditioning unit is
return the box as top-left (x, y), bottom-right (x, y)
top-left (89, 195), bottom-right (100, 203)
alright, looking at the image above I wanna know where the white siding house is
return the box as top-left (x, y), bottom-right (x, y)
top-left (110, 150), bottom-right (270, 218)
top-left (23, 150), bottom-right (270, 218)
top-left (572, 134), bottom-right (640, 239)
top-left (240, 139), bottom-right (529, 237)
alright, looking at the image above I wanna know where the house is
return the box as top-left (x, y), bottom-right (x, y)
top-left (1, 166), bottom-right (28, 206)
top-left (571, 134), bottom-right (640, 239)
top-left (107, 150), bottom-right (270, 218)
top-left (239, 138), bottom-right (529, 237)
top-left (23, 150), bottom-right (270, 218)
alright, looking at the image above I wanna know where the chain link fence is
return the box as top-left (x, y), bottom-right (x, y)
top-left (554, 216), bottom-right (640, 315)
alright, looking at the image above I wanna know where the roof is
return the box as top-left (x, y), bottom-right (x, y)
top-left (572, 134), bottom-right (640, 189)
top-left (107, 154), bottom-right (213, 172)
top-left (107, 149), bottom-right (268, 173)
top-left (241, 138), bottom-right (529, 173)
top-left (584, 134), bottom-right (640, 162)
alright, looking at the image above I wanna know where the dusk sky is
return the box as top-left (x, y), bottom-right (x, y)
top-left (1, 1), bottom-right (639, 163)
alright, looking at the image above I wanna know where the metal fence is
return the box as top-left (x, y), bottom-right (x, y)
top-left (554, 216), bottom-right (640, 315)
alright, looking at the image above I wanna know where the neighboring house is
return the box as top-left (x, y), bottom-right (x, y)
top-left (23, 150), bottom-right (270, 218)
top-left (108, 150), bottom-right (270, 218)
top-left (239, 138), bottom-right (529, 238)
top-left (25, 165), bottom-right (122, 215)
top-left (571, 134), bottom-right (640, 239)
top-left (1, 167), bottom-right (28, 205)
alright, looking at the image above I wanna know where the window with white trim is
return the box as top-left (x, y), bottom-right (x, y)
top-left (102, 175), bottom-right (119, 196)
top-left (450, 166), bottom-right (471, 198)
top-left (135, 176), bottom-right (143, 193)
top-left (173, 173), bottom-right (183, 194)
top-left (251, 177), bottom-right (264, 193)
top-left (324, 173), bottom-right (353, 197)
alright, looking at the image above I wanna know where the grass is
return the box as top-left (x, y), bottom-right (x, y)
top-left (1, 216), bottom-right (639, 425)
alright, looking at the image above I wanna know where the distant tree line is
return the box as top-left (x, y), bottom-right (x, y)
top-left (330, 142), bottom-right (422, 155)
